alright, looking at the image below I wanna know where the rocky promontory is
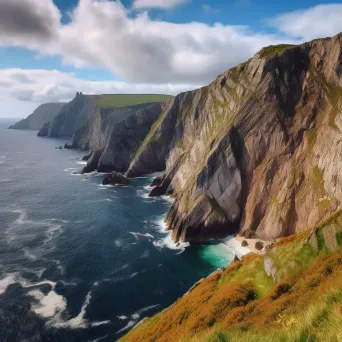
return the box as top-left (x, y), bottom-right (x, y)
top-left (9, 103), bottom-right (65, 131)
top-left (124, 33), bottom-right (342, 243)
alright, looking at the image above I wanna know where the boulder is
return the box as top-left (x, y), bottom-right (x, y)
top-left (241, 240), bottom-right (249, 247)
top-left (102, 171), bottom-right (130, 186)
top-left (64, 143), bottom-right (72, 149)
top-left (82, 150), bottom-right (93, 161)
top-left (255, 241), bottom-right (264, 251)
top-left (150, 177), bottom-right (162, 187)
top-left (81, 147), bottom-right (104, 174)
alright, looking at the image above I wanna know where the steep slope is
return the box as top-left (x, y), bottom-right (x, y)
top-left (121, 212), bottom-right (342, 342)
top-left (8, 103), bottom-right (65, 130)
top-left (72, 103), bottom-right (163, 150)
top-left (37, 93), bottom-right (97, 138)
top-left (97, 102), bottom-right (166, 172)
top-left (127, 33), bottom-right (342, 243)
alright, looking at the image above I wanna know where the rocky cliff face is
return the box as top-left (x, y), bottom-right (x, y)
top-left (127, 33), bottom-right (342, 243)
top-left (97, 103), bottom-right (165, 173)
top-left (9, 103), bottom-right (65, 130)
top-left (37, 93), bottom-right (96, 138)
top-left (72, 103), bottom-right (161, 150)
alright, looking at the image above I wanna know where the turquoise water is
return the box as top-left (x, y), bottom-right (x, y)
top-left (0, 119), bottom-right (234, 341)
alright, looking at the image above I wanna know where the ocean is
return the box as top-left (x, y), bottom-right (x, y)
top-left (0, 119), bottom-right (238, 342)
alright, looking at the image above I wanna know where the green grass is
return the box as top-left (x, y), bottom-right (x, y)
top-left (260, 44), bottom-right (297, 59)
top-left (90, 94), bottom-right (173, 108)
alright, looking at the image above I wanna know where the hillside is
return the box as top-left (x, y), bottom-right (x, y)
top-left (37, 93), bottom-right (171, 144)
top-left (8, 103), bottom-right (65, 130)
top-left (90, 94), bottom-right (173, 108)
top-left (123, 33), bottom-right (342, 244)
top-left (121, 212), bottom-right (342, 342)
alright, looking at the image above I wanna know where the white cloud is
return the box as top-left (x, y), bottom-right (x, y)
top-left (0, 68), bottom-right (198, 117)
top-left (0, 0), bottom-right (296, 86)
top-left (0, 0), bottom-right (341, 117)
top-left (132, 0), bottom-right (190, 10)
top-left (269, 4), bottom-right (342, 41)
top-left (0, 0), bottom-right (60, 46)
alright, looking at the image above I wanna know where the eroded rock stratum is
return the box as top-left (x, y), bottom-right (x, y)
top-left (127, 33), bottom-right (342, 242)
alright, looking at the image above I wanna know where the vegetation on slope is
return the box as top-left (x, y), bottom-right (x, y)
top-left (90, 94), bottom-right (173, 108)
top-left (259, 44), bottom-right (297, 59)
top-left (121, 212), bottom-right (342, 342)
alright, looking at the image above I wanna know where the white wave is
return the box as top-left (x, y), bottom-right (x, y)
top-left (28, 289), bottom-right (67, 318)
top-left (98, 184), bottom-right (115, 189)
top-left (23, 248), bottom-right (37, 261)
top-left (6, 209), bottom-right (64, 249)
top-left (116, 320), bottom-right (136, 334)
top-left (136, 304), bottom-right (160, 315)
top-left (89, 335), bottom-right (108, 342)
top-left (136, 189), bottom-right (150, 199)
top-left (64, 167), bottom-right (78, 172)
top-left (140, 250), bottom-right (150, 259)
top-left (116, 304), bottom-right (159, 334)
top-left (77, 161), bottom-right (87, 165)
top-left (91, 321), bottom-right (111, 327)
top-left (161, 195), bottom-right (175, 203)
top-left (117, 315), bottom-right (128, 320)
top-left (130, 232), bottom-right (154, 239)
top-left (224, 237), bottom-right (250, 259)
top-left (0, 274), bottom-right (18, 295)
top-left (152, 235), bottom-right (190, 252)
top-left (114, 239), bottom-right (122, 247)
top-left (88, 199), bottom-right (113, 203)
top-left (50, 290), bottom-right (111, 329)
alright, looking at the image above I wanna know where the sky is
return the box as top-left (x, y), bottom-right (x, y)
top-left (0, 0), bottom-right (341, 118)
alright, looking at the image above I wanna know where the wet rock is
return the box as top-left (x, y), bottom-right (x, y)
top-left (102, 171), bottom-right (130, 186)
top-left (241, 240), bottom-right (249, 247)
top-left (255, 241), bottom-right (264, 251)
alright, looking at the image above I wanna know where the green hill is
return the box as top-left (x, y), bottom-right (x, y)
top-left (90, 94), bottom-right (173, 108)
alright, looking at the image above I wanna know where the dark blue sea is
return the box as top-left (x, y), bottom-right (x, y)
top-left (0, 119), bottom-right (238, 342)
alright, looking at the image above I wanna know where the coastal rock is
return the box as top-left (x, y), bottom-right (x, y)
top-left (97, 103), bottom-right (165, 173)
top-left (150, 177), bottom-right (162, 187)
top-left (241, 240), bottom-right (249, 247)
top-left (102, 171), bottom-right (130, 186)
top-left (127, 33), bottom-right (342, 243)
top-left (255, 241), bottom-right (264, 251)
top-left (9, 103), bottom-right (65, 131)
top-left (82, 150), bottom-right (93, 161)
top-left (81, 147), bottom-right (104, 174)
top-left (38, 92), bottom-right (97, 138)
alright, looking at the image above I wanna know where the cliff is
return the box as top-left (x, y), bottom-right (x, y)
top-left (37, 93), bottom-right (96, 138)
top-left (8, 103), bottom-right (65, 130)
top-left (72, 103), bottom-right (163, 150)
top-left (97, 103), bottom-right (166, 172)
top-left (126, 33), bottom-right (342, 243)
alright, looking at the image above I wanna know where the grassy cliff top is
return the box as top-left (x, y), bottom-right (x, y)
top-left (121, 211), bottom-right (342, 342)
top-left (89, 94), bottom-right (173, 108)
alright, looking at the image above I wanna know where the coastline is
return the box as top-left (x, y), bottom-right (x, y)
top-left (226, 235), bottom-right (274, 257)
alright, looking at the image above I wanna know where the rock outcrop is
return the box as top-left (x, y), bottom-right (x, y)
top-left (37, 93), bottom-right (96, 138)
top-left (126, 33), bottom-right (342, 243)
top-left (102, 171), bottom-right (130, 186)
top-left (96, 103), bottom-right (166, 172)
top-left (9, 103), bottom-right (65, 130)
top-left (72, 103), bottom-right (160, 150)
top-left (81, 147), bottom-right (105, 174)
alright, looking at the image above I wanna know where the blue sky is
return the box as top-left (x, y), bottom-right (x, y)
top-left (0, 0), bottom-right (341, 117)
